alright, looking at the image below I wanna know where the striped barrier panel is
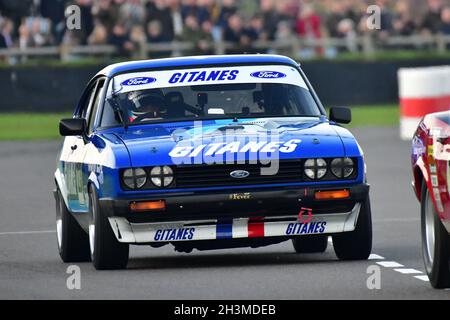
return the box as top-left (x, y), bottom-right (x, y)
top-left (399, 66), bottom-right (450, 140)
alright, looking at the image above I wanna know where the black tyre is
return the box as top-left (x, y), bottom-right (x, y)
top-left (332, 195), bottom-right (372, 260)
top-left (55, 188), bottom-right (90, 262)
top-left (292, 235), bottom-right (328, 253)
top-left (421, 182), bottom-right (450, 288)
top-left (89, 186), bottom-right (129, 270)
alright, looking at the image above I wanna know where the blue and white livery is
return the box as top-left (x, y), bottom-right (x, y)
top-left (54, 55), bottom-right (372, 270)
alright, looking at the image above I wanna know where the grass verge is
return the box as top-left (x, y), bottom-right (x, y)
top-left (0, 105), bottom-right (398, 141)
top-left (0, 113), bottom-right (71, 141)
top-left (345, 104), bottom-right (399, 127)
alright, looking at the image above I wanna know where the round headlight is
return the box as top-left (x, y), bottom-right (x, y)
top-left (304, 158), bottom-right (327, 180)
top-left (331, 158), bottom-right (354, 178)
top-left (150, 166), bottom-right (174, 187)
top-left (122, 168), bottom-right (147, 189)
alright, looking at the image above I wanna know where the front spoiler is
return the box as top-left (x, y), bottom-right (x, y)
top-left (108, 203), bottom-right (361, 244)
top-left (99, 183), bottom-right (369, 222)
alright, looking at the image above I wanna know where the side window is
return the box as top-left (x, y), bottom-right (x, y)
top-left (87, 79), bottom-right (105, 134)
top-left (80, 82), bottom-right (97, 120)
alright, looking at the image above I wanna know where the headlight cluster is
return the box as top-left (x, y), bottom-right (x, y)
top-left (150, 166), bottom-right (174, 187)
top-left (122, 168), bottom-right (147, 189)
top-left (303, 158), bottom-right (355, 180)
top-left (330, 158), bottom-right (354, 179)
top-left (121, 166), bottom-right (174, 189)
top-left (304, 158), bottom-right (327, 179)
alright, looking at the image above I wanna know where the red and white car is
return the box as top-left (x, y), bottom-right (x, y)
top-left (412, 111), bottom-right (450, 288)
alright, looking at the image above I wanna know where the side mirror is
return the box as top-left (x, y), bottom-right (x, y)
top-left (59, 118), bottom-right (86, 137)
top-left (329, 107), bottom-right (351, 124)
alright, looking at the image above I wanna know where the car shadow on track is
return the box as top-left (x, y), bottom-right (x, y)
top-left (126, 250), bottom-right (347, 270)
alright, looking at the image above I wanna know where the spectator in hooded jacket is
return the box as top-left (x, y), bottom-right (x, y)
top-left (0, 18), bottom-right (13, 49)
top-left (422, 0), bottom-right (444, 34)
top-left (146, 0), bottom-right (175, 41)
top-left (439, 5), bottom-right (450, 35)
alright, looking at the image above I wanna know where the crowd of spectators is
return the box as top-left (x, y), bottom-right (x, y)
top-left (1, 0), bottom-right (450, 57)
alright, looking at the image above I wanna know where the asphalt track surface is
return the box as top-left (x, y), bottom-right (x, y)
top-left (1, 126), bottom-right (450, 299)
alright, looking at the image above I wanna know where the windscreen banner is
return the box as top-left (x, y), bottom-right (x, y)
top-left (108, 65), bottom-right (309, 96)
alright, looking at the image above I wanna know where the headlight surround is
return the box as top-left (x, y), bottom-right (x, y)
top-left (304, 158), bottom-right (327, 180)
top-left (122, 168), bottom-right (147, 189)
top-left (331, 158), bottom-right (354, 179)
top-left (150, 166), bottom-right (174, 188)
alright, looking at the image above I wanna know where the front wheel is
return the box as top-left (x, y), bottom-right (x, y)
top-left (421, 182), bottom-right (450, 288)
top-left (55, 188), bottom-right (90, 262)
top-left (89, 186), bottom-right (129, 270)
top-left (332, 195), bottom-right (372, 260)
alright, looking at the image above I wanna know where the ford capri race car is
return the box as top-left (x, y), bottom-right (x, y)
top-left (412, 111), bottom-right (450, 288)
top-left (55, 55), bottom-right (372, 270)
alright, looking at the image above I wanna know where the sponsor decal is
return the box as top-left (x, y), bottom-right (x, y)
top-left (154, 227), bottom-right (195, 241)
top-left (428, 145), bottom-right (436, 165)
top-left (230, 170), bottom-right (250, 179)
top-left (169, 69), bottom-right (239, 84)
top-left (436, 198), bottom-right (444, 212)
top-left (111, 65), bottom-right (309, 95)
top-left (412, 136), bottom-right (425, 155)
top-left (121, 77), bottom-right (156, 86)
top-left (430, 164), bottom-right (437, 174)
top-left (251, 71), bottom-right (287, 79)
top-left (433, 187), bottom-right (444, 212)
top-left (298, 207), bottom-right (313, 223)
top-left (431, 174), bottom-right (438, 187)
top-left (427, 145), bottom-right (434, 157)
top-left (169, 139), bottom-right (301, 158)
top-left (285, 221), bottom-right (327, 235)
top-left (229, 192), bottom-right (252, 200)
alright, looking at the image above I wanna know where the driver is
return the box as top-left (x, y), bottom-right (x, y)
top-left (127, 90), bottom-right (166, 122)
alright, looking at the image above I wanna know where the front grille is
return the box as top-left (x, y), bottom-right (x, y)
top-left (175, 160), bottom-right (303, 188)
top-left (120, 158), bottom-right (358, 191)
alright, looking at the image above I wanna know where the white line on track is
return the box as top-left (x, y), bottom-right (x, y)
top-left (0, 230), bottom-right (55, 236)
top-left (376, 261), bottom-right (404, 268)
top-left (394, 268), bottom-right (423, 274)
top-left (368, 254), bottom-right (384, 260)
top-left (374, 259), bottom-right (429, 283)
top-left (414, 275), bottom-right (430, 281)
top-left (0, 230), bottom-right (432, 284)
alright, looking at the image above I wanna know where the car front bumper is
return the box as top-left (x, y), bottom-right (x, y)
top-left (102, 184), bottom-right (369, 244)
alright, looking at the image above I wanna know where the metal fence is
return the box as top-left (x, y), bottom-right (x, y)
top-left (1, 34), bottom-right (450, 63)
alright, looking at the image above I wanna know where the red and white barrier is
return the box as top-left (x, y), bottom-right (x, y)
top-left (399, 66), bottom-right (450, 140)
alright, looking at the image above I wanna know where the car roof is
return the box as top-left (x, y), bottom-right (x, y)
top-left (97, 54), bottom-right (300, 78)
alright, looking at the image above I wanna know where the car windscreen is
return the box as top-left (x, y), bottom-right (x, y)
top-left (100, 65), bottom-right (321, 127)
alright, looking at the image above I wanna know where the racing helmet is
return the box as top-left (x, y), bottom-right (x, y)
top-left (128, 89), bottom-right (166, 118)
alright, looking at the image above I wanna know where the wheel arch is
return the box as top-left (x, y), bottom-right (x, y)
top-left (87, 172), bottom-right (101, 197)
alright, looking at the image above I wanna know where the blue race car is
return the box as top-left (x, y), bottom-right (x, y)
top-left (54, 54), bottom-right (372, 269)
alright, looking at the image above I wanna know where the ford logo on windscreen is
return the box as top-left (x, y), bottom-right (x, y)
top-left (121, 77), bottom-right (157, 86)
top-left (250, 71), bottom-right (287, 79)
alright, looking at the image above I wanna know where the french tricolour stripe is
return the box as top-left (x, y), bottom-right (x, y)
top-left (248, 217), bottom-right (265, 238)
top-left (216, 219), bottom-right (233, 239)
